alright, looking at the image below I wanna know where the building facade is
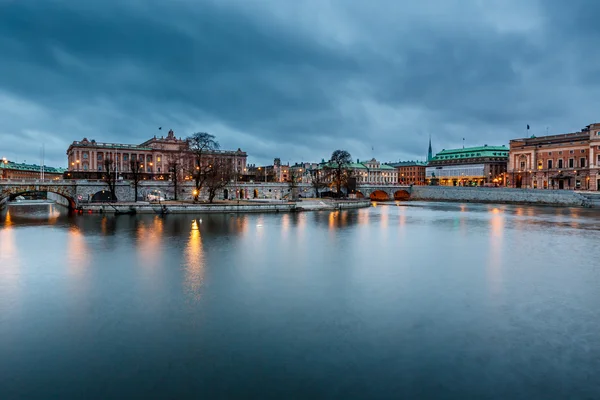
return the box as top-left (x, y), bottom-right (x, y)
top-left (388, 161), bottom-right (427, 185)
top-left (318, 158), bottom-right (398, 185)
top-left (1, 159), bottom-right (65, 180)
top-left (508, 123), bottom-right (600, 190)
top-left (426, 145), bottom-right (508, 186)
top-left (66, 130), bottom-right (247, 180)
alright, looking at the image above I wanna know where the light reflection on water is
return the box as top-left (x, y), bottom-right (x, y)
top-left (1, 202), bottom-right (600, 398)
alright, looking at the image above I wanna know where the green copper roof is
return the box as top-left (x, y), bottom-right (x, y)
top-left (431, 145), bottom-right (508, 161)
top-left (0, 161), bottom-right (66, 173)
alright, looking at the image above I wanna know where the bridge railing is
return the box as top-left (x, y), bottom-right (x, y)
top-left (0, 179), bottom-right (74, 184)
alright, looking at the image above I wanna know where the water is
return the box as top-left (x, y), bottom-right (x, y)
top-left (1, 202), bottom-right (600, 399)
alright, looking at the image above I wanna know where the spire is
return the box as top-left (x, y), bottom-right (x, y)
top-left (427, 135), bottom-right (433, 162)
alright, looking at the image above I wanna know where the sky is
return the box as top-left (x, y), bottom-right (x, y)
top-left (1, 0), bottom-right (600, 168)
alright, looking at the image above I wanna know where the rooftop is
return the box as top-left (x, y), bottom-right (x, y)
top-left (431, 145), bottom-right (508, 161)
top-left (0, 161), bottom-right (66, 174)
top-left (388, 161), bottom-right (428, 167)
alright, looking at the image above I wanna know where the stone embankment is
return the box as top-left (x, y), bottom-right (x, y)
top-left (78, 199), bottom-right (371, 214)
top-left (410, 186), bottom-right (593, 207)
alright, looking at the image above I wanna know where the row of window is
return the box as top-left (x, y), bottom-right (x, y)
top-left (75, 153), bottom-right (158, 162)
top-left (525, 156), bottom-right (593, 170)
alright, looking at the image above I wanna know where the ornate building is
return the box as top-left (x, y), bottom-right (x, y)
top-left (508, 123), bottom-right (600, 190)
top-left (426, 145), bottom-right (508, 186)
top-left (66, 130), bottom-right (247, 179)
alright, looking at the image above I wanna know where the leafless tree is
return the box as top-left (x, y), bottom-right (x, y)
top-left (287, 169), bottom-right (303, 201)
top-left (103, 159), bottom-right (117, 201)
top-left (309, 166), bottom-right (329, 198)
top-left (186, 132), bottom-right (220, 202)
top-left (165, 145), bottom-right (185, 201)
top-left (329, 149), bottom-right (352, 198)
top-left (204, 158), bottom-right (234, 203)
top-left (130, 159), bottom-right (143, 202)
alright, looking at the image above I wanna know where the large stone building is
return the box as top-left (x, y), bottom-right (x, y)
top-left (388, 161), bottom-right (427, 185)
top-left (426, 145), bottom-right (508, 186)
top-left (1, 159), bottom-right (66, 180)
top-left (66, 130), bottom-right (247, 179)
top-left (508, 123), bottom-right (600, 190)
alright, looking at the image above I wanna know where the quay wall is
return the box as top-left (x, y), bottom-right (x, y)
top-left (409, 186), bottom-right (591, 207)
top-left (78, 199), bottom-right (371, 214)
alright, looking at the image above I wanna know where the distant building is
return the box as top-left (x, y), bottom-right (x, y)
top-left (508, 123), bottom-right (600, 190)
top-left (0, 160), bottom-right (65, 180)
top-left (388, 161), bottom-right (427, 185)
top-left (319, 158), bottom-right (397, 184)
top-left (65, 129), bottom-right (247, 179)
top-left (426, 145), bottom-right (508, 186)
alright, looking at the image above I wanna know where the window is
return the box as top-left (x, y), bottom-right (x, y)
top-left (157, 157), bottom-right (161, 162)
top-left (98, 166), bottom-right (102, 171)
top-left (559, 151), bottom-right (563, 155)
top-left (83, 153), bottom-right (88, 159)
top-left (548, 152), bottom-right (552, 156)
top-left (538, 160), bottom-right (543, 170)
top-left (569, 150), bottom-right (574, 154)
top-left (97, 154), bottom-right (103, 160)
top-left (548, 160), bottom-right (553, 169)
top-left (569, 158), bottom-right (574, 168)
top-left (520, 161), bottom-right (526, 169)
top-left (83, 164), bottom-right (88, 171)
top-left (580, 157), bottom-right (586, 168)
top-left (581, 149), bottom-right (586, 154)
top-left (558, 159), bottom-right (563, 169)
top-left (123, 154), bottom-right (129, 161)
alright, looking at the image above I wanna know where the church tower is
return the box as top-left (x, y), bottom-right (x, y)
top-left (427, 136), bottom-right (433, 162)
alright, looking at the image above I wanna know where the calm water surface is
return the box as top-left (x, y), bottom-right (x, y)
top-left (1, 202), bottom-right (600, 399)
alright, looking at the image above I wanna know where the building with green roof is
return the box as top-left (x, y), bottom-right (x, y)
top-left (0, 160), bottom-right (66, 180)
top-left (426, 145), bottom-right (508, 186)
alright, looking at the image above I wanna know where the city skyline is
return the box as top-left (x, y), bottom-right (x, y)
top-left (2, 1), bottom-right (600, 167)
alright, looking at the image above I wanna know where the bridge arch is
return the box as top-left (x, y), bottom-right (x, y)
top-left (394, 190), bottom-right (411, 200)
top-left (355, 190), bottom-right (365, 199)
top-left (90, 190), bottom-right (117, 202)
top-left (369, 190), bottom-right (390, 201)
top-left (0, 186), bottom-right (77, 209)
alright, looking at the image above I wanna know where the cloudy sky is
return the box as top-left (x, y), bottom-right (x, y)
top-left (1, 0), bottom-right (599, 168)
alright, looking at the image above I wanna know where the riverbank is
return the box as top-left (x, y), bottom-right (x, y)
top-left (77, 199), bottom-right (371, 214)
top-left (409, 186), bottom-right (595, 208)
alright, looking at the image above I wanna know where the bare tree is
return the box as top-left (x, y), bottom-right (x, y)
top-left (130, 159), bottom-right (143, 202)
top-left (204, 158), bottom-right (234, 203)
top-left (165, 145), bottom-right (185, 201)
top-left (186, 132), bottom-right (220, 202)
top-left (287, 169), bottom-right (303, 201)
top-left (309, 166), bottom-right (329, 198)
top-left (329, 150), bottom-right (352, 198)
top-left (103, 159), bottom-right (117, 201)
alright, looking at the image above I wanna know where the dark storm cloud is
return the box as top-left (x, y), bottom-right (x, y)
top-left (1, 0), bottom-right (600, 167)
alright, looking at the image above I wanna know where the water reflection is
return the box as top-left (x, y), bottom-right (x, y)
top-left (487, 206), bottom-right (505, 296)
top-left (0, 221), bottom-right (20, 313)
top-left (185, 219), bottom-right (205, 301)
top-left (66, 226), bottom-right (90, 279)
top-left (2, 202), bottom-right (600, 398)
top-left (136, 216), bottom-right (164, 268)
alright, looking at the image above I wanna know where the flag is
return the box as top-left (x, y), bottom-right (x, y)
top-left (527, 124), bottom-right (530, 130)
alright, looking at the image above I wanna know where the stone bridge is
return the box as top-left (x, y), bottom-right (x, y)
top-left (0, 179), bottom-right (412, 208)
top-left (353, 184), bottom-right (412, 201)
